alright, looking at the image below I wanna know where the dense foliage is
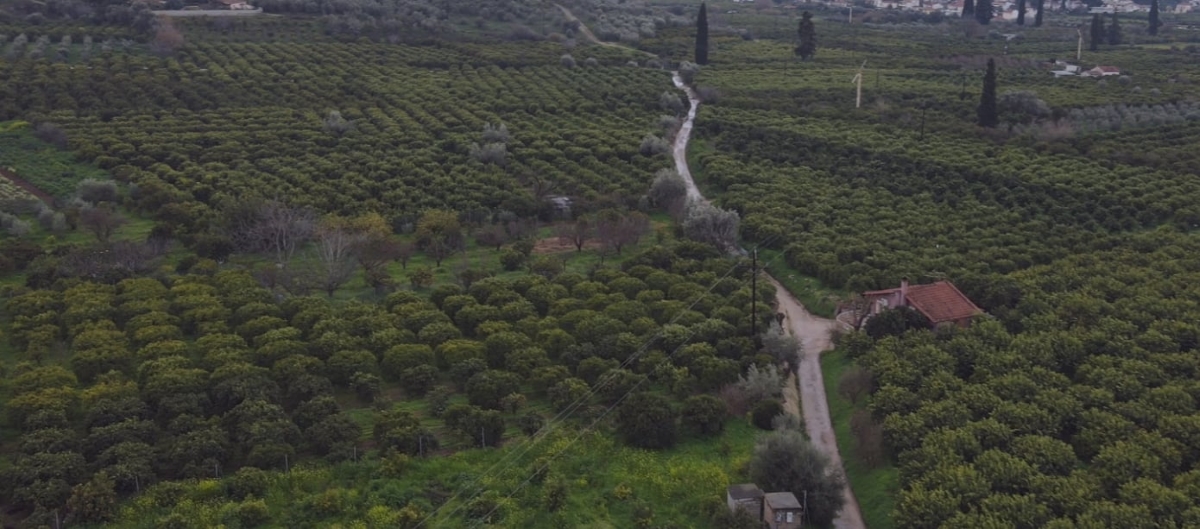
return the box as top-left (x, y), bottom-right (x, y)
top-left (850, 230), bottom-right (1200, 527)
top-left (0, 240), bottom-right (779, 526)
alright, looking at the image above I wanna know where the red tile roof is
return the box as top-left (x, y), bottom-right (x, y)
top-left (864, 281), bottom-right (983, 324)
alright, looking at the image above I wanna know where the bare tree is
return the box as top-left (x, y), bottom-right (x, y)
top-left (474, 224), bottom-right (510, 251)
top-left (396, 241), bottom-right (415, 270)
top-left (837, 294), bottom-right (873, 331)
top-left (850, 410), bottom-right (885, 468)
top-left (150, 18), bottom-right (184, 57)
top-left (233, 200), bottom-right (317, 265)
top-left (33, 122), bottom-right (69, 149)
top-left (837, 366), bottom-right (873, 404)
top-left (596, 210), bottom-right (650, 256)
top-left (80, 205), bottom-right (127, 243)
top-left (353, 235), bottom-right (402, 293)
top-left (314, 223), bottom-right (359, 297)
top-left (555, 217), bottom-right (592, 252)
top-left (425, 237), bottom-right (455, 268)
top-left (58, 241), bottom-right (160, 281)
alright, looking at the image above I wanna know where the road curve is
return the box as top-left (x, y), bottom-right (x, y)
top-left (668, 71), bottom-right (868, 529)
top-left (769, 278), bottom-right (865, 529)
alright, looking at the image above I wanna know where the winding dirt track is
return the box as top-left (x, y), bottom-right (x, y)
top-left (554, 4), bottom-right (654, 56)
top-left (666, 60), bottom-right (867, 529)
top-left (557, 6), bottom-right (867, 525)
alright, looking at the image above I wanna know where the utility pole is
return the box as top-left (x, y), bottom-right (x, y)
top-left (848, 5), bottom-right (853, 23)
top-left (284, 454), bottom-right (289, 473)
top-left (852, 60), bottom-right (866, 108)
top-left (481, 427), bottom-right (486, 449)
top-left (1076, 29), bottom-right (1083, 61)
top-left (751, 248), bottom-right (758, 338)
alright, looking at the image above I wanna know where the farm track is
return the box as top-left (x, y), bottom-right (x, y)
top-left (0, 168), bottom-right (54, 203)
top-left (554, 4), bottom-right (656, 57)
top-left (665, 52), bottom-right (868, 529)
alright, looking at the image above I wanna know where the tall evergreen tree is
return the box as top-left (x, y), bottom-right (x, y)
top-left (695, 2), bottom-right (709, 65)
top-left (1090, 14), bottom-right (1103, 51)
top-left (1034, 0), bottom-right (1044, 26)
top-left (795, 11), bottom-right (817, 60)
top-left (977, 58), bottom-right (998, 128)
top-left (1148, 0), bottom-right (1161, 35)
top-left (963, 0), bottom-right (975, 18)
top-left (1107, 12), bottom-right (1121, 45)
top-left (1017, 0), bottom-right (1026, 25)
top-left (975, 0), bottom-right (994, 25)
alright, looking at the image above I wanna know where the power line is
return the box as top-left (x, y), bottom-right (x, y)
top-left (472, 246), bottom-right (796, 526)
top-left (417, 232), bottom-right (787, 528)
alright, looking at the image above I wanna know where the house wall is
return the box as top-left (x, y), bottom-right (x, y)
top-left (763, 505), bottom-right (802, 529)
top-left (726, 494), bottom-right (762, 519)
top-left (869, 291), bottom-right (905, 315)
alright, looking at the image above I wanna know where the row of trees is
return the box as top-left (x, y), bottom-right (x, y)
top-left (1, 236), bottom-right (785, 525)
top-left (845, 229), bottom-right (1200, 527)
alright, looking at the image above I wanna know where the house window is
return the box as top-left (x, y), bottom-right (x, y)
top-left (787, 512), bottom-right (794, 523)
top-left (776, 512), bottom-right (783, 522)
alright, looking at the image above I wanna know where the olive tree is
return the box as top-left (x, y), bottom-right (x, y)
top-left (749, 429), bottom-right (847, 526)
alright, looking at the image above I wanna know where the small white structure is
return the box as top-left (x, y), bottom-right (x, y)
top-left (1081, 66), bottom-right (1121, 77)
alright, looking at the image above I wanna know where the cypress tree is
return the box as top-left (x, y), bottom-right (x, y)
top-left (1034, 0), bottom-right (1044, 26)
top-left (977, 58), bottom-right (998, 128)
top-left (975, 0), bottom-right (994, 25)
top-left (1090, 14), bottom-right (1103, 51)
top-left (695, 2), bottom-right (709, 65)
top-left (1017, 0), bottom-right (1026, 25)
top-left (795, 11), bottom-right (816, 60)
top-left (1107, 12), bottom-right (1121, 45)
top-left (1149, 0), bottom-right (1161, 36)
top-left (963, 0), bottom-right (975, 18)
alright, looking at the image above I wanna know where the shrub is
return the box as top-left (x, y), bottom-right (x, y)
top-left (560, 54), bottom-right (576, 68)
top-left (639, 134), bottom-right (670, 156)
top-left (681, 394), bottom-right (727, 436)
top-left (738, 364), bottom-right (784, 402)
top-left (751, 399), bottom-right (783, 430)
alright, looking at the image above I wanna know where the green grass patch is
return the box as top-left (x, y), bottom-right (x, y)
top-left (103, 418), bottom-right (761, 528)
top-left (821, 348), bottom-right (898, 529)
top-left (0, 123), bottom-right (111, 199)
top-left (759, 248), bottom-right (845, 319)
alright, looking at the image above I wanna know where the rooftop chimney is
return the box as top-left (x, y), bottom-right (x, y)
top-left (900, 277), bottom-right (909, 306)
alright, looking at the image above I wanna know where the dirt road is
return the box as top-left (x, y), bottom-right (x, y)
top-left (770, 277), bottom-right (865, 529)
top-left (554, 4), bottom-right (654, 56)
top-left (670, 73), bottom-right (705, 203)
top-left (551, 7), bottom-right (867, 525)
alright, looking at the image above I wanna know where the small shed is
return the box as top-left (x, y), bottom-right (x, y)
top-left (726, 484), bottom-right (764, 518)
top-left (764, 492), bottom-right (803, 528)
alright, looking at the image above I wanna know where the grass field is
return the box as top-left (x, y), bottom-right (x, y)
top-left (104, 418), bottom-right (761, 528)
top-left (821, 348), bottom-right (897, 529)
top-left (0, 122), bottom-right (111, 199)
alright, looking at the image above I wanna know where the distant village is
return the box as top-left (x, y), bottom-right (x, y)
top-left (741, 0), bottom-right (1199, 15)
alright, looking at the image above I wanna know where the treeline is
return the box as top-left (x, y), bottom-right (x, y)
top-left (692, 106), bottom-right (1200, 308)
top-left (0, 0), bottom-right (157, 33)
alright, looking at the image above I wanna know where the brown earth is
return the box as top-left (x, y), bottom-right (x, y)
top-left (0, 168), bottom-right (54, 203)
top-left (531, 237), bottom-right (601, 254)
